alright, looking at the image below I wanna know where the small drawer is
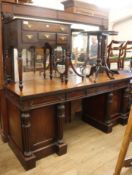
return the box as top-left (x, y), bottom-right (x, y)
top-left (95, 85), bottom-right (113, 94)
top-left (57, 34), bottom-right (69, 44)
top-left (29, 94), bottom-right (65, 108)
top-left (22, 32), bottom-right (38, 43)
top-left (22, 20), bottom-right (34, 30)
top-left (58, 24), bottom-right (70, 33)
top-left (67, 89), bottom-right (85, 100)
top-left (22, 20), bottom-right (58, 32)
top-left (86, 87), bottom-right (96, 96)
top-left (38, 32), bottom-right (56, 40)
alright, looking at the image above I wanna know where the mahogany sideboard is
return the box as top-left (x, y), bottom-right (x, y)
top-left (2, 72), bottom-right (131, 170)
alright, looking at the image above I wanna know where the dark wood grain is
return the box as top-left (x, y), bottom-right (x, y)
top-left (0, 4), bottom-right (3, 89)
top-left (0, 90), bottom-right (8, 142)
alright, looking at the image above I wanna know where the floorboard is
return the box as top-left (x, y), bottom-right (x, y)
top-left (1, 117), bottom-right (132, 175)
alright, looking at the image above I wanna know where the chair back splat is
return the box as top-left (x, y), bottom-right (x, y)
top-left (107, 40), bottom-right (125, 69)
top-left (121, 41), bottom-right (132, 70)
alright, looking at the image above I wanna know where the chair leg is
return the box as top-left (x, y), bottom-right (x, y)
top-left (114, 107), bottom-right (132, 175)
top-left (107, 61), bottom-right (110, 69)
top-left (122, 59), bottom-right (124, 69)
top-left (117, 61), bottom-right (120, 70)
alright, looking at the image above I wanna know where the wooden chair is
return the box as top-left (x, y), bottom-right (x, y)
top-left (114, 106), bottom-right (132, 175)
top-left (121, 41), bottom-right (132, 70)
top-left (107, 40), bottom-right (125, 69)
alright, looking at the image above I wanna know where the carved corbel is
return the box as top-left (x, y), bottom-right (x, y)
top-left (2, 13), bottom-right (14, 23)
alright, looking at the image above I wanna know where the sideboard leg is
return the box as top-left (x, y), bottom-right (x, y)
top-left (105, 92), bottom-right (113, 133)
top-left (119, 88), bottom-right (129, 125)
top-left (56, 103), bottom-right (67, 155)
top-left (21, 112), bottom-right (36, 170)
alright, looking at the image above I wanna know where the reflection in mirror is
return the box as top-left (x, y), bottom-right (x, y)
top-left (35, 48), bottom-right (45, 69)
top-left (14, 47), bottom-right (45, 82)
top-left (88, 35), bottom-right (98, 65)
top-left (43, 47), bottom-right (50, 76)
top-left (55, 46), bottom-right (66, 75)
top-left (22, 48), bottom-right (44, 73)
top-left (72, 31), bottom-right (87, 67)
top-left (71, 24), bottom-right (99, 76)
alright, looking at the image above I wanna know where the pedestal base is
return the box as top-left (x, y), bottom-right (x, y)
top-left (56, 143), bottom-right (67, 156)
top-left (86, 65), bottom-right (114, 82)
top-left (82, 114), bottom-right (112, 133)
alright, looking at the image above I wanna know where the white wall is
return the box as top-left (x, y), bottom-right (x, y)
top-left (109, 6), bottom-right (132, 41)
top-left (112, 18), bottom-right (132, 41)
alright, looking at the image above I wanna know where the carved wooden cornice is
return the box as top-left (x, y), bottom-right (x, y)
top-left (16, 0), bottom-right (33, 3)
top-left (0, 1), bottom-right (108, 29)
top-left (62, 0), bottom-right (109, 19)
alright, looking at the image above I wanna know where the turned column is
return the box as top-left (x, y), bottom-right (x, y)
top-left (17, 49), bottom-right (23, 90)
top-left (56, 103), bottom-right (67, 155)
top-left (105, 92), bottom-right (113, 133)
top-left (20, 111), bottom-right (36, 170)
top-left (120, 87), bottom-right (129, 124)
top-left (21, 112), bottom-right (32, 157)
top-left (65, 50), bottom-right (70, 83)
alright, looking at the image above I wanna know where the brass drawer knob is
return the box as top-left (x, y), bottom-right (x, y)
top-left (60, 36), bottom-right (66, 41)
top-left (46, 24), bottom-right (50, 28)
top-left (60, 27), bottom-right (65, 31)
top-left (27, 24), bottom-right (32, 28)
top-left (45, 34), bottom-right (50, 38)
top-left (26, 35), bottom-right (33, 39)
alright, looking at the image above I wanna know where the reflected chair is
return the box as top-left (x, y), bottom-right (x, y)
top-left (121, 41), bottom-right (132, 70)
top-left (107, 40), bottom-right (125, 69)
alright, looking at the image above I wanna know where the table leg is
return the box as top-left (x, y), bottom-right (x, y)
top-left (18, 49), bottom-right (23, 90)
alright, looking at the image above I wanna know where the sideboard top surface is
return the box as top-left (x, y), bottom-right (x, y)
top-left (5, 72), bottom-right (132, 98)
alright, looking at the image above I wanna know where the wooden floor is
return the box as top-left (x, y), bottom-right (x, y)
top-left (1, 117), bottom-right (132, 175)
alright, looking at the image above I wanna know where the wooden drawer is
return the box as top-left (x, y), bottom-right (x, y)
top-left (22, 20), bottom-right (57, 32)
top-left (38, 32), bottom-right (56, 40)
top-left (58, 24), bottom-right (70, 33)
top-left (29, 94), bottom-right (65, 108)
top-left (22, 20), bottom-right (70, 33)
top-left (67, 89), bottom-right (85, 100)
top-left (57, 34), bottom-right (69, 44)
top-left (22, 32), bottom-right (38, 43)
